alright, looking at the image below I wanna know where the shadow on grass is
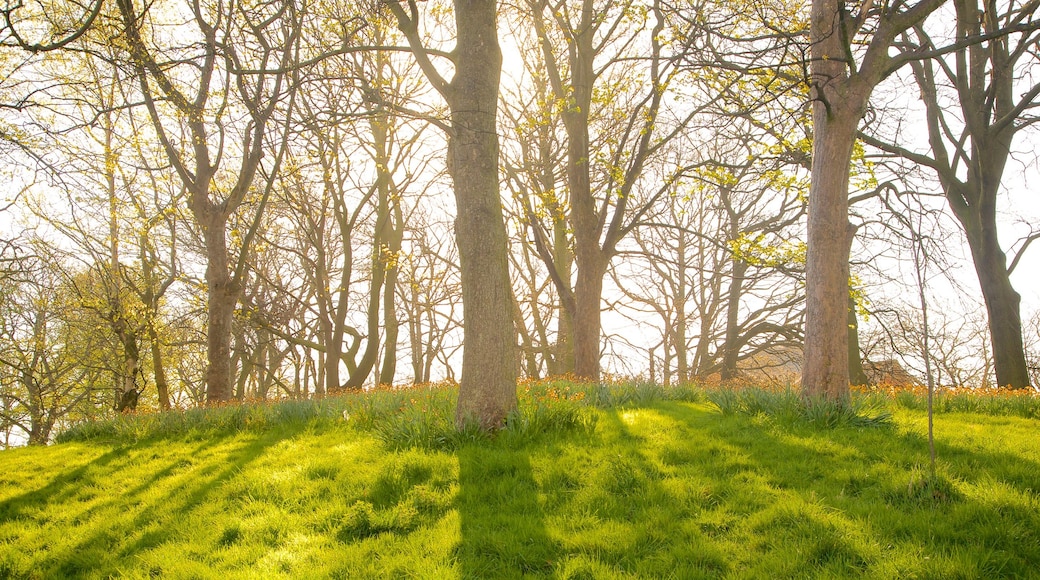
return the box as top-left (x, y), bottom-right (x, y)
top-left (456, 442), bottom-right (555, 578)
top-left (591, 409), bottom-right (732, 577)
top-left (6, 426), bottom-right (304, 578)
top-left (651, 401), bottom-right (1040, 577)
top-left (0, 446), bottom-right (129, 521)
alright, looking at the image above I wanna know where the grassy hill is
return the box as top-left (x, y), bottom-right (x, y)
top-left (1, 381), bottom-right (1038, 579)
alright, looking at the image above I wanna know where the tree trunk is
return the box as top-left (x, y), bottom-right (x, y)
top-left (27, 416), bottom-right (52, 446)
top-left (202, 214), bottom-right (237, 403)
top-left (674, 238), bottom-right (689, 384)
top-left (343, 241), bottom-right (386, 390)
top-left (114, 331), bottom-right (141, 412)
top-left (140, 235), bottom-right (171, 410)
top-left (721, 260), bottom-right (747, 381)
top-left (553, 217), bottom-right (575, 375)
top-left (572, 256), bottom-right (605, 379)
top-left (379, 190), bottom-right (403, 386)
top-left (148, 321), bottom-right (171, 410)
top-left (961, 217), bottom-right (1030, 388)
top-left (802, 0), bottom-right (870, 403)
top-left (380, 259), bottom-right (401, 384)
top-left (847, 293), bottom-right (869, 386)
top-left (946, 0), bottom-right (1029, 389)
top-left (449, 0), bottom-right (517, 429)
top-left (802, 110), bottom-right (859, 402)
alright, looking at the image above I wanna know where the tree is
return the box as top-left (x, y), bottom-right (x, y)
top-left (0, 243), bottom-right (105, 444)
top-left (613, 129), bottom-right (806, 384)
top-left (510, 0), bottom-right (696, 380)
top-left (802, 0), bottom-right (945, 402)
top-left (861, 0), bottom-right (1040, 388)
top-left (115, 0), bottom-right (303, 403)
top-left (388, 0), bottom-right (517, 428)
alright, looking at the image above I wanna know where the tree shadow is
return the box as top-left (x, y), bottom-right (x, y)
top-left (2, 427), bottom-right (302, 578)
top-left (0, 446), bottom-right (130, 521)
top-left (456, 440), bottom-right (556, 578)
top-left (586, 408), bottom-right (734, 577)
top-left (650, 401), bottom-right (1040, 576)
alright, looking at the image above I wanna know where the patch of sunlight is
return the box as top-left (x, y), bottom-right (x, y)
top-left (260, 464), bottom-right (302, 485)
top-left (619, 408), bottom-right (697, 445)
top-left (778, 432), bottom-right (866, 461)
top-left (258, 532), bottom-right (316, 573)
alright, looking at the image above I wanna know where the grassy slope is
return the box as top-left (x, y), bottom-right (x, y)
top-left (1, 397), bottom-right (1038, 579)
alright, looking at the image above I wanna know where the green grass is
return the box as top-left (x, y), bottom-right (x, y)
top-left (2, 381), bottom-right (1039, 578)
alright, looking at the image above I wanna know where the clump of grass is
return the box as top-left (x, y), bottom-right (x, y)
top-left (705, 386), bottom-right (892, 428)
top-left (581, 378), bottom-right (671, 409)
top-left (858, 383), bottom-right (1040, 419)
top-left (885, 465), bottom-right (963, 508)
top-left (800, 395), bottom-right (893, 428)
top-left (371, 380), bottom-right (598, 450)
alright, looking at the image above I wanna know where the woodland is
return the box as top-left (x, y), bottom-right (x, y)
top-left (0, 0), bottom-right (1038, 445)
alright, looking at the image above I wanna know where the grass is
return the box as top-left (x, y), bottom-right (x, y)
top-left (1, 379), bottom-right (1038, 578)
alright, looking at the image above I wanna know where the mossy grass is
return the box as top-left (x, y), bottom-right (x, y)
top-left (3, 378), bottom-right (1038, 578)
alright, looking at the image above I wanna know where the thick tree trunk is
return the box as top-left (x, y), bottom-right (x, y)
top-left (203, 216), bottom-right (237, 403)
top-left (802, 0), bottom-right (948, 401)
top-left (27, 416), bottom-right (52, 446)
top-left (721, 260), bottom-right (747, 381)
top-left (847, 293), bottom-right (869, 386)
top-left (802, 112), bottom-right (859, 402)
top-left (802, 0), bottom-right (879, 403)
top-left (449, 0), bottom-right (517, 429)
top-left (962, 220), bottom-right (1030, 388)
top-left (948, 0), bottom-right (1029, 389)
top-left (559, 0), bottom-right (600, 380)
top-left (572, 256), bottom-right (605, 379)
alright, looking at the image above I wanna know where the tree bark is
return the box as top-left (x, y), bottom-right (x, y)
top-left (801, 0), bottom-right (947, 401)
top-left (391, 0), bottom-right (517, 427)
top-left (721, 260), bottom-right (748, 381)
top-left (961, 211), bottom-right (1030, 388)
top-left (572, 255), bottom-right (606, 379)
top-left (148, 321), bottom-right (170, 410)
top-left (803, 102), bottom-right (860, 401)
top-left (449, 0), bottom-right (517, 428)
top-left (203, 214), bottom-right (237, 403)
top-left (552, 213), bottom-right (575, 375)
top-left (847, 293), bottom-right (869, 386)
top-left (803, 0), bottom-right (865, 401)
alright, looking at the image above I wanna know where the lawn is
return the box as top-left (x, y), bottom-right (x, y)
top-left (1, 381), bottom-right (1038, 578)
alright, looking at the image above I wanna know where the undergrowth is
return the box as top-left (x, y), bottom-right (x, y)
top-left (705, 386), bottom-right (893, 428)
top-left (54, 377), bottom-right (1038, 449)
top-left (864, 384), bottom-right (1040, 419)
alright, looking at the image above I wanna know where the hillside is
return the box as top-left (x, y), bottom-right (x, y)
top-left (1, 383), bottom-right (1039, 579)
